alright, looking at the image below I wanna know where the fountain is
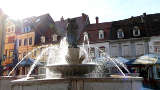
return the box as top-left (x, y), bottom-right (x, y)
top-left (46, 18), bottom-right (96, 78)
top-left (9, 18), bottom-right (143, 90)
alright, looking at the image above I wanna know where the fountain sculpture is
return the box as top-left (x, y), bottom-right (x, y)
top-left (9, 18), bottom-right (143, 90)
top-left (46, 18), bottom-right (96, 77)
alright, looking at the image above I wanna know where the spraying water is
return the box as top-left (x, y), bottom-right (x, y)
top-left (26, 46), bottom-right (51, 80)
top-left (82, 33), bottom-right (129, 76)
top-left (11, 33), bottom-right (130, 80)
top-left (8, 45), bottom-right (48, 76)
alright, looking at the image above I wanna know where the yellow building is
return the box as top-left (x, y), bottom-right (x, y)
top-left (17, 31), bottom-right (35, 60)
top-left (16, 31), bottom-right (35, 75)
top-left (2, 19), bottom-right (17, 75)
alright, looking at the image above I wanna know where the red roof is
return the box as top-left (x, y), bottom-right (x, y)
top-left (79, 22), bottom-right (112, 44)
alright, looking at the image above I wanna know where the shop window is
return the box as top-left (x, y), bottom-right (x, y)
top-left (111, 45), bottom-right (118, 57)
top-left (136, 44), bottom-right (144, 56)
top-left (99, 47), bottom-right (105, 58)
top-left (122, 45), bottom-right (129, 57)
top-left (90, 48), bottom-right (95, 58)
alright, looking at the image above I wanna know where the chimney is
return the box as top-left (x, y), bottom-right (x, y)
top-left (61, 16), bottom-right (64, 22)
top-left (82, 13), bottom-right (86, 21)
top-left (95, 17), bottom-right (99, 24)
top-left (143, 13), bottom-right (147, 17)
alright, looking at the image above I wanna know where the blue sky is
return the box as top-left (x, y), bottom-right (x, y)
top-left (0, 0), bottom-right (160, 23)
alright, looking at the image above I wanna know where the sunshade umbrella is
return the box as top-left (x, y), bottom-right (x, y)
top-left (115, 57), bottom-right (129, 63)
top-left (19, 58), bottom-right (43, 67)
top-left (133, 54), bottom-right (160, 64)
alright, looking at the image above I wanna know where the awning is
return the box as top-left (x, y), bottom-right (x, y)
top-left (127, 54), bottom-right (160, 65)
top-left (115, 57), bottom-right (129, 63)
top-left (18, 58), bottom-right (43, 67)
top-left (98, 57), bottom-right (129, 67)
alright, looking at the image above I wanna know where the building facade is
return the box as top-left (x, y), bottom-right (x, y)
top-left (79, 17), bottom-right (111, 60)
top-left (79, 13), bottom-right (160, 60)
top-left (0, 9), bottom-right (7, 66)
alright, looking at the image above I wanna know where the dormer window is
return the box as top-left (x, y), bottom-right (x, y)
top-left (99, 30), bottom-right (104, 39)
top-left (117, 29), bottom-right (124, 38)
top-left (133, 26), bottom-right (140, 37)
top-left (35, 18), bottom-right (40, 23)
top-left (41, 36), bottom-right (45, 43)
top-left (83, 32), bottom-right (88, 37)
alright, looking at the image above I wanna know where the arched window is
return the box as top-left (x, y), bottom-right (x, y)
top-left (133, 26), bottom-right (140, 36)
top-left (99, 30), bottom-right (104, 39)
top-left (117, 29), bottom-right (124, 38)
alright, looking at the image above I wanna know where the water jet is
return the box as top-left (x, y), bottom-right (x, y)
top-left (10, 18), bottom-right (143, 90)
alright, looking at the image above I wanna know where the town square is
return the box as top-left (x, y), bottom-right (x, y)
top-left (0, 0), bottom-right (160, 90)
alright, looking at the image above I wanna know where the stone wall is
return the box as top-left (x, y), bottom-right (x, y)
top-left (11, 77), bottom-right (143, 90)
top-left (0, 76), bottom-right (16, 90)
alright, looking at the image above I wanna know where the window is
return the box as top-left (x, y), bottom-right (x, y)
top-left (27, 26), bottom-right (31, 32)
top-left (90, 48), bottom-right (95, 58)
top-left (83, 32), bottom-right (89, 40)
top-left (24, 26), bottom-right (31, 32)
top-left (99, 47), bottom-right (105, 58)
top-left (117, 29), bottom-right (124, 38)
top-left (156, 65), bottom-right (160, 78)
top-left (52, 34), bottom-right (57, 41)
top-left (34, 50), bottom-right (36, 56)
top-left (153, 41), bottom-right (160, 55)
top-left (133, 26), bottom-right (140, 36)
top-left (12, 26), bottom-right (14, 32)
top-left (8, 28), bottom-right (10, 32)
top-left (83, 32), bottom-right (88, 37)
top-left (41, 36), bottom-right (45, 43)
top-left (24, 38), bottom-right (28, 46)
top-left (29, 37), bottom-right (32, 45)
top-left (111, 45), bottom-right (118, 57)
top-left (122, 45), bottom-right (129, 57)
top-left (24, 27), bottom-right (27, 32)
top-left (35, 18), bottom-right (40, 22)
top-left (19, 39), bottom-right (22, 46)
top-left (9, 50), bottom-right (13, 57)
top-left (8, 36), bottom-right (15, 43)
top-left (23, 52), bottom-right (26, 57)
top-left (99, 30), bottom-right (104, 39)
top-left (136, 44), bottom-right (144, 56)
